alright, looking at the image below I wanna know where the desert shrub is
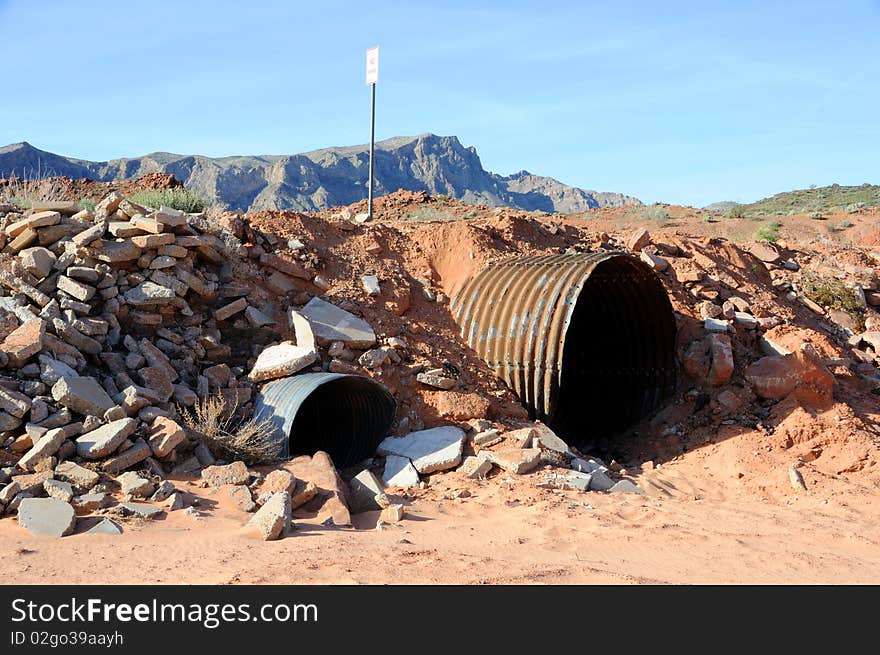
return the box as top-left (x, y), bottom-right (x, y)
top-left (755, 220), bottom-right (781, 242)
top-left (835, 220), bottom-right (855, 231)
top-left (129, 187), bottom-right (206, 213)
top-left (179, 393), bottom-right (279, 464)
top-left (77, 198), bottom-right (96, 213)
top-left (640, 204), bottom-right (669, 223)
top-left (725, 203), bottom-right (747, 219)
top-left (800, 272), bottom-right (865, 316)
top-left (810, 211), bottom-right (825, 220)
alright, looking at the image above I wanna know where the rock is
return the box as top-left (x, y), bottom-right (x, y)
top-left (361, 275), bottom-right (381, 296)
top-left (54, 461), bottom-right (99, 492)
top-left (707, 334), bottom-right (734, 386)
top-left (716, 389), bottom-right (742, 410)
top-left (262, 469), bottom-right (297, 494)
top-left (17, 497), bottom-right (76, 536)
top-left (299, 296), bottom-right (376, 348)
top-left (71, 492), bottom-right (110, 515)
top-left (0, 481), bottom-right (21, 505)
top-left (246, 492), bottom-right (291, 540)
top-left (146, 416), bottom-right (185, 458)
top-left (113, 502), bottom-right (163, 520)
top-left (433, 391), bottom-right (491, 420)
top-left (39, 354), bottom-right (78, 385)
top-left (704, 318), bottom-right (729, 333)
top-left (214, 298), bottom-right (248, 321)
top-left (588, 469), bottom-right (616, 491)
top-left (458, 454), bottom-right (493, 480)
top-left (609, 479), bottom-right (645, 494)
top-left (6, 210), bottom-right (61, 237)
top-left (380, 504), bottom-right (405, 523)
top-left (284, 451), bottom-right (350, 526)
top-left (382, 455), bottom-right (421, 488)
top-left (248, 316), bottom-right (317, 382)
top-left (789, 467), bottom-right (807, 491)
top-left (52, 376), bottom-right (116, 416)
top-left (483, 448), bottom-right (542, 474)
top-left (0, 386), bottom-right (34, 418)
top-left (43, 479), bottom-right (74, 502)
top-left (640, 251), bottom-right (668, 271)
top-left (139, 339), bottom-right (178, 382)
top-left (150, 480), bottom-right (176, 502)
top-left (101, 438), bottom-right (152, 474)
top-left (202, 461), bottom-right (250, 487)
top-left (124, 281), bottom-right (175, 306)
top-left (2, 318), bottom-right (45, 368)
top-left (117, 471), bottom-right (154, 498)
top-left (473, 429), bottom-right (501, 445)
top-left (508, 427), bottom-right (537, 448)
top-left (245, 306), bottom-right (275, 327)
top-left (290, 480), bottom-right (318, 509)
top-left (744, 355), bottom-right (800, 400)
top-left (747, 242), bottom-right (780, 263)
top-left (19, 247), bottom-right (56, 279)
top-left (18, 424), bottom-right (80, 471)
top-left (166, 492), bottom-right (189, 511)
top-left (698, 301), bottom-right (722, 320)
top-left (378, 426), bottom-right (466, 474)
top-left (349, 469), bottom-right (388, 513)
top-left (625, 227), bottom-right (651, 252)
top-left (57, 275), bottom-right (96, 302)
top-left (75, 418), bottom-right (138, 459)
top-left (734, 312), bottom-right (758, 329)
top-left (227, 485), bottom-right (256, 512)
top-left (416, 372), bottom-right (456, 390)
top-left (84, 518), bottom-right (123, 534)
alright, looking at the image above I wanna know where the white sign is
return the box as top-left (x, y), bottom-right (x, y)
top-left (366, 45), bottom-right (379, 85)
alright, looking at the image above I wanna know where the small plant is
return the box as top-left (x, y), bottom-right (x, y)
top-left (835, 220), bottom-right (855, 231)
top-left (129, 188), bottom-right (206, 213)
top-left (640, 204), bottom-right (669, 223)
top-left (810, 211), bottom-right (825, 220)
top-left (179, 392), bottom-right (279, 464)
top-left (800, 272), bottom-right (865, 318)
top-left (725, 203), bottom-right (747, 219)
top-left (756, 220), bottom-right (781, 242)
top-left (77, 198), bottom-right (96, 213)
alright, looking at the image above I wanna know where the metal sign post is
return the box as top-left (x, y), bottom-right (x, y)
top-left (366, 46), bottom-right (379, 220)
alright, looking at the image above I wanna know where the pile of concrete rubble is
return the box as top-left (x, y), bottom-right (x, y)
top-left (0, 192), bottom-right (643, 540)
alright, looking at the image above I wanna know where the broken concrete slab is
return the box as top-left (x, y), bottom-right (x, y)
top-left (378, 426), bottom-right (466, 475)
top-left (248, 313), bottom-right (318, 382)
top-left (458, 454), bottom-right (493, 480)
top-left (84, 517), bottom-right (123, 535)
top-left (43, 479), bottom-right (74, 502)
top-left (71, 492), bottom-right (111, 514)
top-left (609, 479), bottom-right (645, 494)
top-left (202, 461), bottom-right (250, 487)
top-left (2, 318), bottom-right (45, 368)
top-left (75, 418), bottom-right (138, 459)
top-left (382, 455), bottom-right (420, 488)
top-left (52, 376), bottom-right (116, 416)
top-left (146, 416), bottom-right (186, 457)
top-left (117, 471), bottom-right (154, 498)
top-left (483, 448), bottom-right (542, 475)
top-left (17, 497), bottom-right (76, 537)
top-left (246, 491), bottom-right (290, 540)
top-left (299, 296), bottom-right (376, 348)
top-left (349, 469), bottom-right (388, 513)
top-left (101, 438), bottom-right (152, 475)
top-left (113, 502), bottom-right (163, 520)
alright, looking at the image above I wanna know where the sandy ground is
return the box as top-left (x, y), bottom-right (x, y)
top-left (2, 448), bottom-right (879, 585)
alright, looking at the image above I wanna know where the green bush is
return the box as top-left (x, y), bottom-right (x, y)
top-left (725, 203), bottom-right (747, 219)
top-left (640, 204), bottom-right (669, 223)
top-left (129, 188), bottom-right (206, 213)
top-left (756, 220), bottom-right (781, 242)
top-left (77, 198), bottom-right (96, 213)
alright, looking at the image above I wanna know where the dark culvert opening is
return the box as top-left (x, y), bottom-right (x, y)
top-left (552, 256), bottom-right (677, 448)
top-left (254, 373), bottom-right (396, 468)
top-left (452, 253), bottom-right (677, 451)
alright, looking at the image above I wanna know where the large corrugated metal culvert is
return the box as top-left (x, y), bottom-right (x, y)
top-left (253, 372), bottom-right (396, 467)
top-left (451, 252), bottom-right (677, 447)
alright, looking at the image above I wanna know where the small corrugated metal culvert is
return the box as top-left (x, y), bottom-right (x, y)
top-left (451, 252), bottom-right (677, 447)
top-left (253, 372), bottom-right (396, 467)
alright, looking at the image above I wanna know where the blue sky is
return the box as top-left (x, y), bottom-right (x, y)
top-left (1, 0), bottom-right (877, 206)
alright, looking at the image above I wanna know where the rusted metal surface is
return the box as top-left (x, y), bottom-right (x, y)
top-left (253, 372), bottom-right (396, 466)
top-left (450, 252), bottom-right (676, 441)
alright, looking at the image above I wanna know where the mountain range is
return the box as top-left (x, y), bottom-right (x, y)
top-left (0, 134), bottom-right (640, 214)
